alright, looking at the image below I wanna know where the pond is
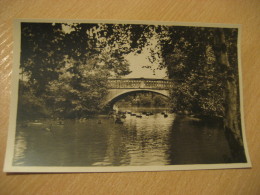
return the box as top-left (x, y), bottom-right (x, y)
top-left (13, 107), bottom-right (238, 166)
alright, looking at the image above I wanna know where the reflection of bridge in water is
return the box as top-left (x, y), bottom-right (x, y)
top-left (105, 78), bottom-right (174, 106)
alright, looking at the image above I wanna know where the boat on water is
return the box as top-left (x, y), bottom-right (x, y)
top-left (136, 114), bottom-right (142, 118)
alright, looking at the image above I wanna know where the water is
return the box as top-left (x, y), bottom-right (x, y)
top-left (13, 107), bottom-right (236, 166)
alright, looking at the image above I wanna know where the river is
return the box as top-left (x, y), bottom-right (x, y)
top-left (13, 107), bottom-right (238, 166)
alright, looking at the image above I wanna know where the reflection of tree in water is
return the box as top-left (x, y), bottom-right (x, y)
top-left (167, 115), bottom-right (246, 164)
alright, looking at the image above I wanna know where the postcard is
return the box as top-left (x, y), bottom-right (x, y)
top-left (4, 19), bottom-right (251, 172)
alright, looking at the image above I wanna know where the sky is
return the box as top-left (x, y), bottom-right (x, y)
top-left (124, 52), bottom-right (167, 79)
top-left (123, 33), bottom-right (167, 79)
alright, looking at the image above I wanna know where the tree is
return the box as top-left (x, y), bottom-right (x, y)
top-left (213, 29), bottom-right (243, 147)
top-left (17, 80), bottom-right (50, 120)
top-left (20, 22), bottom-right (134, 118)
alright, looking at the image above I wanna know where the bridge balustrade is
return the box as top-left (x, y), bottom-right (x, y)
top-left (108, 79), bottom-right (174, 89)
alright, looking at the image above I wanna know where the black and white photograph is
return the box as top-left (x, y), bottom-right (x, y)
top-left (4, 20), bottom-right (251, 172)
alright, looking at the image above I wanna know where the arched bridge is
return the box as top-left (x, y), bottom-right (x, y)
top-left (104, 78), bottom-right (174, 106)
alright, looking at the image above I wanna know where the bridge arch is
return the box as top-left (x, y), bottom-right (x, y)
top-left (104, 88), bottom-right (170, 107)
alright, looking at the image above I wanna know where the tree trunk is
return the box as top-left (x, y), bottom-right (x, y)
top-left (214, 29), bottom-right (244, 147)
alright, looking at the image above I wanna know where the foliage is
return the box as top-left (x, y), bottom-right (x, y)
top-left (20, 22), bottom-right (134, 118)
top-left (129, 25), bottom-right (239, 118)
top-left (17, 81), bottom-right (50, 120)
top-left (116, 92), bottom-right (169, 107)
top-left (44, 59), bottom-right (109, 118)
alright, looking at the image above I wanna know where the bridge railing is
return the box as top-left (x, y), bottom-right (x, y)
top-left (108, 78), bottom-right (174, 89)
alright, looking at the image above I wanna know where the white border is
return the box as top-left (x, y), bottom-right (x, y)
top-left (4, 19), bottom-right (251, 173)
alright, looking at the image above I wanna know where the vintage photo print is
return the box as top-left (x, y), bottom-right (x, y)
top-left (4, 19), bottom-right (251, 172)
